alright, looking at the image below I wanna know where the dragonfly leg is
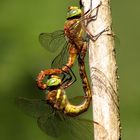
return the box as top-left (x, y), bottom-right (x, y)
top-left (61, 69), bottom-right (70, 85)
top-left (61, 72), bottom-right (67, 82)
top-left (80, 3), bottom-right (109, 42)
top-left (83, 1), bottom-right (102, 21)
top-left (82, 1), bottom-right (112, 41)
top-left (87, 26), bottom-right (110, 42)
top-left (61, 65), bottom-right (77, 89)
top-left (61, 72), bottom-right (72, 87)
top-left (85, 5), bottom-right (100, 24)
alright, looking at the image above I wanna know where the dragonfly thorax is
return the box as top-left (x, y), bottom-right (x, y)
top-left (64, 18), bottom-right (83, 48)
top-left (46, 88), bottom-right (68, 111)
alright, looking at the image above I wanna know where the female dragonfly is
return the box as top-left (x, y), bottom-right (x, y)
top-left (15, 44), bottom-right (108, 140)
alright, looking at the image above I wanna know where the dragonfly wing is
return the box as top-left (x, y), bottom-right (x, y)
top-left (68, 117), bottom-right (108, 140)
top-left (64, 117), bottom-right (94, 140)
top-left (39, 30), bottom-right (67, 52)
top-left (37, 111), bottom-right (65, 137)
top-left (51, 42), bottom-right (69, 69)
top-left (37, 110), bottom-right (106, 140)
top-left (15, 97), bottom-right (51, 118)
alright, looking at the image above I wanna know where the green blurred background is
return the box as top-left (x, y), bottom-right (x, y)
top-left (0, 0), bottom-right (139, 140)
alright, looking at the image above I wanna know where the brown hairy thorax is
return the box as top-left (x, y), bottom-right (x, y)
top-left (46, 89), bottom-right (66, 110)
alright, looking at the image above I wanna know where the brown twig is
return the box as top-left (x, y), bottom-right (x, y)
top-left (81, 0), bottom-right (121, 139)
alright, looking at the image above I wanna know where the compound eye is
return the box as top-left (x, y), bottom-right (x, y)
top-left (70, 9), bottom-right (77, 15)
top-left (47, 77), bottom-right (61, 87)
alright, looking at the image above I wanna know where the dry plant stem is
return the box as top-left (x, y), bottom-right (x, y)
top-left (81, 0), bottom-right (121, 140)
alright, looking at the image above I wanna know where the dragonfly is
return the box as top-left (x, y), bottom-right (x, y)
top-left (37, 1), bottom-right (109, 90)
top-left (15, 61), bottom-right (111, 139)
top-left (15, 44), bottom-right (107, 139)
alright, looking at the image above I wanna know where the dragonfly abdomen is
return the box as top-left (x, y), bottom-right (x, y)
top-left (64, 96), bottom-right (91, 117)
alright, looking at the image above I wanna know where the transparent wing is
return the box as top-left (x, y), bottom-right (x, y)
top-left (51, 42), bottom-right (69, 69)
top-left (15, 97), bottom-right (51, 118)
top-left (15, 97), bottom-right (106, 139)
top-left (37, 111), bottom-right (107, 140)
top-left (37, 111), bottom-right (93, 139)
top-left (39, 30), bottom-right (67, 52)
top-left (39, 30), bottom-right (70, 69)
top-left (37, 96), bottom-right (92, 140)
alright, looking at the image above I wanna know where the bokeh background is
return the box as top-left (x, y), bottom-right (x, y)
top-left (0, 0), bottom-right (139, 140)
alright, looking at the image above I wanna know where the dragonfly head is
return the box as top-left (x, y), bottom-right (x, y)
top-left (46, 75), bottom-right (61, 87)
top-left (67, 6), bottom-right (82, 19)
